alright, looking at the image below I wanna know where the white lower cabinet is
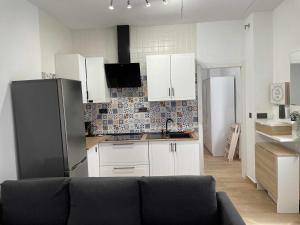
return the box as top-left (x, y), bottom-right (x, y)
top-left (87, 145), bottom-right (100, 177)
top-left (100, 165), bottom-right (149, 177)
top-left (149, 141), bottom-right (200, 176)
top-left (99, 142), bottom-right (150, 177)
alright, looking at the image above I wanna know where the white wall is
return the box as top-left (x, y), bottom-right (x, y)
top-left (72, 24), bottom-right (197, 75)
top-left (72, 27), bottom-right (118, 63)
top-left (39, 9), bottom-right (73, 74)
top-left (196, 20), bottom-right (244, 68)
top-left (243, 12), bottom-right (273, 181)
top-left (0, 0), bottom-right (41, 182)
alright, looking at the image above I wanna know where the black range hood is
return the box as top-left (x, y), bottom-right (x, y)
top-left (105, 25), bottom-right (142, 88)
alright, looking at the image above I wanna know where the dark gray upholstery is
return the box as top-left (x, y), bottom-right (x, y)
top-left (139, 176), bottom-right (218, 225)
top-left (1, 178), bottom-right (69, 225)
top-left (67, 177), bottom-right (141, 225)
top-left (0, 176), bottom-right (245, 225)
top-left (217, 192), bottom-right (246, 225)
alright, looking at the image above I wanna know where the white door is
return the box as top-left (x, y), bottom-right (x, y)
top-left (86, 57), bottom-right (110, 103)
top-left (55, 54), bottom-right (87, 103)
top-left (146, 55), bottom-right (172, 101)
top-left (100, 165), bottom-right (149, 177)
top-left (87, 145), bottom-right (100, 177)
top-left (149, 142), bottom-right (174, 176)
top-left (170, 54), bottom-right (196, 100)
top-left (174, 142), bottom-right (200, 175)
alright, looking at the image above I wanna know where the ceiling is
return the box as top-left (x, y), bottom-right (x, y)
top-left (29, 0), bottom-right (284, 30)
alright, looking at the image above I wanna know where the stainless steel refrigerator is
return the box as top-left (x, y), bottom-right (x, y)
top-left (11, 79), bottom-right (88, 179)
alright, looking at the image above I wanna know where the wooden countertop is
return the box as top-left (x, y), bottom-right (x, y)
top-left (256, 142), bottom-right (299, 157)
top-left (86, 132), bottom-right (199, 150)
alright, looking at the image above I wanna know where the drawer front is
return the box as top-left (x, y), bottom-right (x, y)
top-left (255, 144), bottom-right (277, 200)
top-left (99, 142), bottom-right (149, 165)
top-left (100, 165), bottom-right (149, 177)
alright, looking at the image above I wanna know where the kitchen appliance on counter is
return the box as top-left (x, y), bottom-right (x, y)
top-left (12, 79), bottom-right (88, 179)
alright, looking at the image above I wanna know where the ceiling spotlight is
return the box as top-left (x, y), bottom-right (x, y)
top-left (163, 0), bottom-right (168, 5)
top-left (146, 0), bottom-right (151, 7)
top-left (127, 0), bottom-right (132, 9)
top-left (109, 0), bottom-right (114, 10)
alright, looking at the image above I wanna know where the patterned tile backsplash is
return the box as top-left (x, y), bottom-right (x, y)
top-left (84, 75), bottom-right (198, 134)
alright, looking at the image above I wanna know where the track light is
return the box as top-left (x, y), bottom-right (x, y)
top-left (109, 0), bottom-right (114, 10)
top-left (145, 0), bottom-right (151, 7)
top-left (163, 0), bottom-right (168, 5)
top-left (127, 0), bottom-right (132, 9)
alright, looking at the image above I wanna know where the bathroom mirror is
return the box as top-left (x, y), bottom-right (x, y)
top-left (290, 51), bottom-right (300, 105)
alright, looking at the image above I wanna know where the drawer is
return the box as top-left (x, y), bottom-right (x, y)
top-left (100, 165), bottom-right (149, 177)
top-left (99, 142), bottom-right (149, 165)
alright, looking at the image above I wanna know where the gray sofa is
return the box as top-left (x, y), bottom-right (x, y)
top-left (0, 176), bottom-right (245, 225)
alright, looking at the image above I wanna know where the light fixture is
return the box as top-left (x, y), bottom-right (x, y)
top-left (109, 0), bottom-right (114, 10)
top-left (163, 0), bottom-right (168, 5)
top-left (145, 0), bottom-right (151, 7)
top-left (127, 0), bottom-right (132, 9)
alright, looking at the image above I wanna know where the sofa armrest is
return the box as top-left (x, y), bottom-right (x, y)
top-left (217, 192), bottom-right (245, 225)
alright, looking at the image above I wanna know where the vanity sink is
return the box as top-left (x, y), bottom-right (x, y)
top-left (256, 120), bottom-right (292, 136)
top-left (147, 132), bottom-right (192, 140)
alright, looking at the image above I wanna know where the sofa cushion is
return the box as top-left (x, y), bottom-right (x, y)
top-left (1, 178), bottom-right (69, 225)
top-left (139, 176), bottom-right (218, 225)
top-left (68, 177), bottom-right (141, 225)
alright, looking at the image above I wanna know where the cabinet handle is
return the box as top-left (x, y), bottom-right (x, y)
top-left (112, 142), bottom-right (134, 146)
top-left (113, 166), bottom-right (135, 170)
top-left (169, 88), bottom-right (171, 97)
top-left (170, 143), bottom-right (173, 152)
top-left (175, 143), bottom-right (177, 152)
top-left (95, 147), bottom-right (98, 152)
top-left (172, 88), bottom-right (175, 97)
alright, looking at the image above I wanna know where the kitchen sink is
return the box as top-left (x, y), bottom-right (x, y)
top-left (147, 132), bottom-right (192, 140)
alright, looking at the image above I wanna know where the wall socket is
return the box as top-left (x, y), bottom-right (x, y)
top-left (99, 108), bottom-right (108, 114)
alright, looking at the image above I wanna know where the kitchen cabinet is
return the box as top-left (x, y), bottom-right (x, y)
top-left (146, 53), bottom-right (195, 101)
top-left (55, 54), bottom-right (111, 103)
top-left (149, 141), bottom-right (200, 176)
top-left (98, 142), bottom-right (149, 177)
top-left (87, 145), bottom-right (100, 177)
top-left (55, 54), bottom-right (87, 103)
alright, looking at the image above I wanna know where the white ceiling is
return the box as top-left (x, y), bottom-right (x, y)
top-left (29, 0), bottom-right (284, 30)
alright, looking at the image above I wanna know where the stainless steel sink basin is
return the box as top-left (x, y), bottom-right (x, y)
top-left (147, 132), bottom-right (192, 140)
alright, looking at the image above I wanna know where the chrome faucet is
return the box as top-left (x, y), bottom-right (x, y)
top-left (165, 118), bottom-right (174, 135)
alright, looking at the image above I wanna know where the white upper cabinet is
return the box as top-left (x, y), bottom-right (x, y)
top-left (146, 55), bottom-right (171, 101)
top-left (171, 54), bottom-right (196, 100)
top-left (146, 53), bottom-right (195, 101)
top-left (55, 54), bottom-right (87, 103)
top-left (55, 54), bottom-right (110, 103)
top-left (86, 57), bottom-right (110, 103)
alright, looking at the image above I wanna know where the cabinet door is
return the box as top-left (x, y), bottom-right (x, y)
top-left (149, 142), bottom-right (174, 176)
top-left (100, 165), bottom-right (149, 177)
top-left (86, 57), bottom-right (110, 103)
top-left (55, 54), bottom-right (87, 103)
top-left (146, 55), bottom-right (172, 101)
top-left (87, 145), bottom-right (99, 177)
top-left (170, 54), bottom-right (196, 100)
top-left (174, 141), bottom-right (200, 175)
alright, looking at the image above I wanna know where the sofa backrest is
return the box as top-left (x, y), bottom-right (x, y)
top-left (1, 176), bottom-right (218, 225)
top-left (1, 177), bottom-right (70, 225)
top-left (139, 176), bottom-right (218, 225)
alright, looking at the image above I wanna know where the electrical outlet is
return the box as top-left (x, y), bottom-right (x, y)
top-left (99, 108), bottom-right (108, 114)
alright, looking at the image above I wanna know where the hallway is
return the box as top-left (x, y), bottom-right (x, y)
top-left (203, 150), bottom-right (300, 225)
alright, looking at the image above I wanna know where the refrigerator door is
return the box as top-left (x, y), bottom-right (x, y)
top-left (67, 157), bottom-right (88, 177)
top-left (57, 79), bottom-right (87, 172)
top-left (11, 80), bottom-right (65, 179)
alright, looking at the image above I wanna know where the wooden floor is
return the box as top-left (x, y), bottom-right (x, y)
top-left (203, 150), bottom-right (300, 225)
